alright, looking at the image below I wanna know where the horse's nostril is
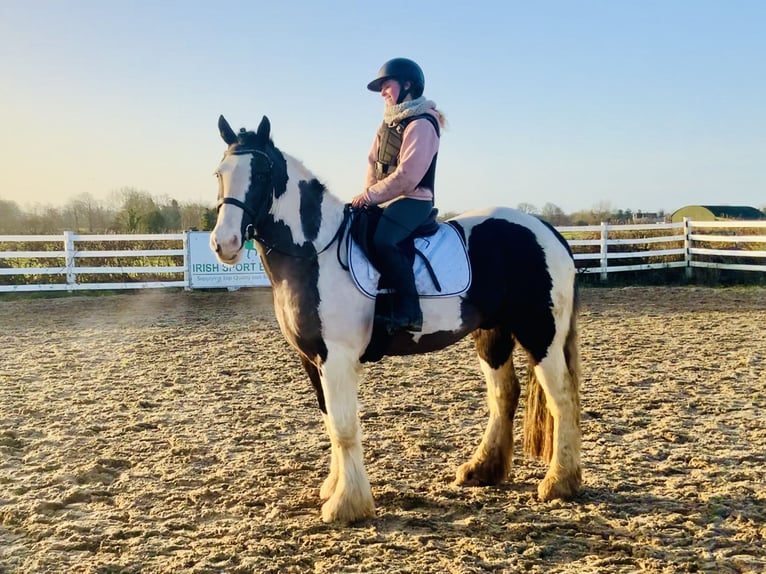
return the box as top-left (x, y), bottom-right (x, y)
top-left (215, 243), bottom-right (222, 254)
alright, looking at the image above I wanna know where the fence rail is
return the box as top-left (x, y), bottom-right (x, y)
top-left (560, 219), bottom-right (766, 280)
top-left (0, 232), bottom-right (187, 292)
top-left (1, 219), bottom-right (765, 292)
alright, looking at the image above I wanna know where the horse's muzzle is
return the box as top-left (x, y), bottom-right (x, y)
top-left (210, 229), bottom-right (243, 264)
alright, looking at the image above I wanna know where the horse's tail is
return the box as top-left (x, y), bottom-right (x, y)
top-left (523, 288), bottom-right (581, 462)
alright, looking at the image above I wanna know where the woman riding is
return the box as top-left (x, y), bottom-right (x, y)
top-left (351, 57), bottom-right (446, 334)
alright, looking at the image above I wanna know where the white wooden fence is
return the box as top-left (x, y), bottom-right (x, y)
top-left (1, 219), bottom-right (764, 293)
top-left (560, 218), bottom-right (766, 280)
top-left (0, 232), bottom-right (187, 293)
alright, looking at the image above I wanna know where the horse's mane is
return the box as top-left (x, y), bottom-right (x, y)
top-left (233, 124), bottom-right (343, 217)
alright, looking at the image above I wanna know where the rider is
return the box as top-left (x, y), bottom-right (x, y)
top-left (351, 57), bottom-right (445, 334)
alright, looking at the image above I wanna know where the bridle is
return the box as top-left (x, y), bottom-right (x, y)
top-left (215, 146), bottom-right (350, 260)
top-left (216, 147), bottom-right (274, 241)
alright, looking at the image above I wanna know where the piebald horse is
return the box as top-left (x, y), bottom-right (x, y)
top-left (210, 115), bottom-right (582, 524)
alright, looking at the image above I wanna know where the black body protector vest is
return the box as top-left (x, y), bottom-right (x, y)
top-left (375, 114), bottom-right (440, 194)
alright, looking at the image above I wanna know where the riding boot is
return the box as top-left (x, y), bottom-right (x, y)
top-left (390, 278), bottom-right (423, 334)
top-left (376, 248), bottom-right (422, 334)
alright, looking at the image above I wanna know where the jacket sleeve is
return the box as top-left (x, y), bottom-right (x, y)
top-left (363, 118), bottom-right (438, 205)
top-left (364, 132), bottom-right (380, 191)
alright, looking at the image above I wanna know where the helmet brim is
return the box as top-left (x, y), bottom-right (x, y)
top-left (366, 77), bottom-right (388, 92)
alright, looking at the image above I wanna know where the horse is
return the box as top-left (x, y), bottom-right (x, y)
top-left (210, 115), bottom-right (582, 524)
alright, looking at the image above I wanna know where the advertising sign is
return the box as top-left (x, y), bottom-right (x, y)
top-left (187, 231), bottom-right (270, 288)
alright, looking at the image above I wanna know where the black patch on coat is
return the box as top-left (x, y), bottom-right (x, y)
top-left (219, 119), bottom-right (327, 409)
top-left (472, 324), bottom-right (515, 370)
top-left (230, 127), bottom-right (289, 198)
top-left (257, 213), bottom-right (328, 365)
top-left (271, 151), bottom-right (289, 197)
top-left (300, 354), bottom-right (326, 413)
top-left (299, 179), bottom-right (325, 242)
top-left (360, 322), bottom-right (476, 363)
top-left (242, 153), bottom-right (276, 239)
top-left (357, 216), bottom-right (567, 366)
top-left (463, 218), bottom-right (557, 364)
top-left (230, 140), bottom-right (327, 367)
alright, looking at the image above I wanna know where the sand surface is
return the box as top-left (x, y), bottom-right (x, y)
top-left (1, 286), bottom-right (764, 573)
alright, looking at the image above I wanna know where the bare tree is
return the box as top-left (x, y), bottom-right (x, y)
top-left (0, 199), bottom-right (24, 233)
top-left (591, 201), bottom-right (613, 223)
top-left (540, 202), bottom-right (570, 225)
top-left (181, 203), bottom-right (213, 230)
top-left (516, 202), bottom-right (539, 215)
top-left (64, 193), bottom-right (112, 232)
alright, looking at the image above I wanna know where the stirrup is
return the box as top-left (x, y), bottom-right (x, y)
top-left (381, 313), bottom-right (422, 335)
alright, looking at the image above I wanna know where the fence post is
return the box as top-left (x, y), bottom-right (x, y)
top-left (600, 221), bottom-right (608, 281)
top-left (183, 231), bottom-right (191, 290)
top-left (683, 217), bottom-right (693, 280)
top-left (64, 231), bottom-right (76, 290)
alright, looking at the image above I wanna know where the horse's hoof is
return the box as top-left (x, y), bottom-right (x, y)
top-left (321, 493), bottom-right (375, 524)
top-left (454, 460), bottom-right (506, 487)
top-left (455, 463), bottom-right (483, 487)
top-left (537, 469), bottom-right (582, 501)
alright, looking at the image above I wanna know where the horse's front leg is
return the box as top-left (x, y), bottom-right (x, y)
top-left (299, 355), bottom-right (340, 501)
top-left (319, 413), bottom-right (339, 500)
top-left (318, 346), bottom-right (375, 523)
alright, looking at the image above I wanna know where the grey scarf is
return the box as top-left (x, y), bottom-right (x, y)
top-left (384, 96), bottom-right (438, 126)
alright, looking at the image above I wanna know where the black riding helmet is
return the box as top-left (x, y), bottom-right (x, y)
top-left (367, 58), bottom-right (425, 103)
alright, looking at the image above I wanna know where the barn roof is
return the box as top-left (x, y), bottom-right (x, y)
top-left (671, 205), bottom-right (766, 220)
top-left (701, 205), bottom-right (766, 219)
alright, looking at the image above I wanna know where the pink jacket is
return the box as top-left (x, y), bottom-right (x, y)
top-left (362, 109), bottom-right (441, 206)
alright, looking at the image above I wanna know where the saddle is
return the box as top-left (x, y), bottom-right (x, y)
top-left (345, 206), bottom-right (471, 299)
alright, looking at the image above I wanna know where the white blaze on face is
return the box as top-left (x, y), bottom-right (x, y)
top-left (210, 154), bottom-right (252, 264)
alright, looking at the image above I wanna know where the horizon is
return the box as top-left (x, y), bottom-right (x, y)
top-left (1, 1), bottom-right (764, 216)
top-left (4, 186), bottom-right (763, 222)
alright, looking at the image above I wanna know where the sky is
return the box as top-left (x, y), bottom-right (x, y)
top-left (1, 0), bottom-right (764, 216)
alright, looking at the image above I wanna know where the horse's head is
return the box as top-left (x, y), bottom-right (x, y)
top-left (210, 115), bottom-right (288, 264)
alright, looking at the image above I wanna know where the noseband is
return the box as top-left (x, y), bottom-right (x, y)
top-left (216, 147), bottom-right (274, 241)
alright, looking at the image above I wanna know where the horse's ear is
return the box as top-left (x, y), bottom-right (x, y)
top-left (256, 116), bottom-right (271, 142)
top-left (218, 115), bottom-right (238, 145)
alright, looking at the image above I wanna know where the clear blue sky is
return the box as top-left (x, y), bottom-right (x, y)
top-left (1, 0), bottom-right (764, 215)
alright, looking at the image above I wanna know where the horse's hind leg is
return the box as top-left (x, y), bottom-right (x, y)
top-left (317, 345), bottom-right (375, 523)
top-left (531, 344), bottom-right (581, 501)
top-left (455, 326), bottom-right (520, 486)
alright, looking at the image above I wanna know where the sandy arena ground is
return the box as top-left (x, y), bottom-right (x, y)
top-left (0, 286), bottom-right (764, 573)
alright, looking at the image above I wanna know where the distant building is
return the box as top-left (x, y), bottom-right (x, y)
top-left (632, 211), bottom-right (665, 223)
top-left (670, 205), bottom-right (766, 223)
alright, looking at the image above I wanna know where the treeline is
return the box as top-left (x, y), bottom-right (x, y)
top-left (0, 188), bottom-right (217, 235)
top-left (3, 192), bottom-right (765, 235)
top-left (514, 202), bottom-right (670, 226)
top-left (442, 201), bottom-right (672, 226)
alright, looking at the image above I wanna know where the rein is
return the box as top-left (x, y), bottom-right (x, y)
top-left (251, 206), bottom-right (351, 261)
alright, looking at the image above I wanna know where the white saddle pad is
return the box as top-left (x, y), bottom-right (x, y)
top-left (348, 222), bottom-right (471, 299)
